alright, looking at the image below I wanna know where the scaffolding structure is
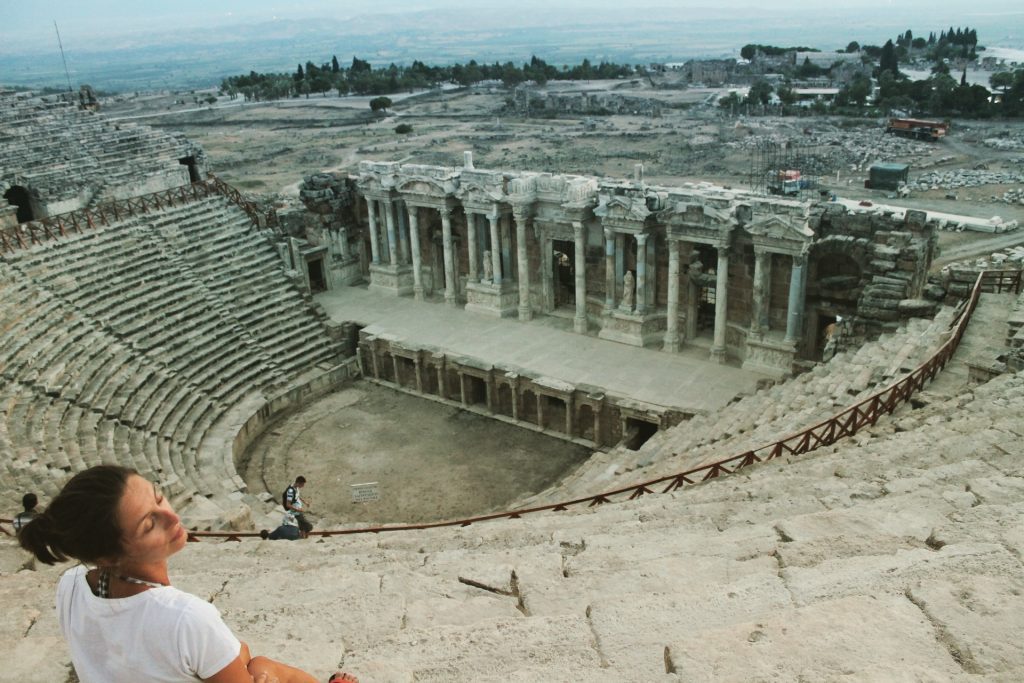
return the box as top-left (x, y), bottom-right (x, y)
top-left (747, 138), bottom-right (833, 200)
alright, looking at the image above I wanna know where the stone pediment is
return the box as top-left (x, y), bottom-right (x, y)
top-left (396, 177), bottom-right (456, 199)
top-left (458, 170), bottom-right (510, 204)
top-left (594, 194), bottom-right (652, 224)
top-left (744, 214), bottom-right (814, 244)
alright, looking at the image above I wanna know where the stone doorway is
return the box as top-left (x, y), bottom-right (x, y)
top-left (3, 186), bottom-right (35, 223)
top-left (623, 417), bottom-right (658, 450)
top-left (307, 256), bottom-right (327, 293)
top-left (552, 239), bottom-right (575, 309)
top-left (178, 156), bottom-right (201, 183)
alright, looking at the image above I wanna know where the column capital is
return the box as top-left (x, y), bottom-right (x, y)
top-left (792, 251), bottom-right (808, 267)
top-left (573, 221), bottom-right (585, 238)
top-left (716, 242), bottom-right (731, 257)
top-left (439, 206), bottom-right (453, 220)
top-left (635, 232), bottom-right (648, 246)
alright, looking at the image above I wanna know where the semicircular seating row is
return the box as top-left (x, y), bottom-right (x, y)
top-left (0, 91), bottom-right (193, 206)
top-left (0, 194), bottom-right (339, 509)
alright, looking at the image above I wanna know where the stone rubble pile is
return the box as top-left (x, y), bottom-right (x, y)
top-left (725, 127), bottom-right (935, 172)
top-left (910, 169), bottom-right (1024, 193)
top-left (523, 310), bottom-right (955, 504)
top-left (4, 366), bottom-right (1023, 682)
top-left (982, 136), bottom-right (1024, 150)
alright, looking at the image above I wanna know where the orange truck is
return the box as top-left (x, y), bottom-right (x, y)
top-left (886, 118), bottom-right (950, 141)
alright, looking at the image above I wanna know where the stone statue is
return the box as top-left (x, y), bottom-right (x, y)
top-left (688, 253), bottom-right (716, 288)
top-left (621, 270), bottom-right (635, 311)
top-left (483, 250), bottom-right (493, 282)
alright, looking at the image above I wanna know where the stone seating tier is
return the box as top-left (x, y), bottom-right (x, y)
top-left (0, 195), bottom-right (340, 512)
top-left (522, 310), bottom-right (958, 506)
top-left (1, 92), bottom-right (195, 204)
top-left (3, 368), bottom-right (1022, 681)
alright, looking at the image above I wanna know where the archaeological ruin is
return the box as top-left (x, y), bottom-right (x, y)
top-left (2, 86), bottom-right (1024, 681)
top-left (296, 156), bottom-right (939, 379)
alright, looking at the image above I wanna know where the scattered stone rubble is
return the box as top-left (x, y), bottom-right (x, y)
top-left (911, 169), bottom-right (1024, 196)
top-left (982, 136), bottom-right (1024, 150)
top-left (726, 126), bottom-right (935, 172)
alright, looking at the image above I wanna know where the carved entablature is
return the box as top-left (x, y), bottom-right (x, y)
top-left (508, 174), bottom-right (539, 206)
top-left (742, 213), bottom-right (814, 255)
top-left (357, 161), bottom-right (401, 197)
top-left (594, 185), bottom-right (666, 233)
top-left (561, 176), bottom-right (599, 211)
top-left (666, 201), bottom-right (736, 246)
top-left (458, 169), bottom-right (512, 213)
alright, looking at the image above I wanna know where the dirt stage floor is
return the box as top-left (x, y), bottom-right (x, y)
top-left (239, 382), bottom-right (592, 527)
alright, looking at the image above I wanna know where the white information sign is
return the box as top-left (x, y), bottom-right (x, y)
top-left (350, 482), bottom-right (380, 503)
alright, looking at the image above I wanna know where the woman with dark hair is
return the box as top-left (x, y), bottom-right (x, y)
top-left (19, 465), bottom-right (357, 683)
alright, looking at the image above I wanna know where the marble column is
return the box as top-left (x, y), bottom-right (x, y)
top-left (785, 253), bottom-right (807, 343)
top-left (500, 215), bottom-right (512, 279)
top-left (466, 212), bottom-right (479, 283)
top-left (635, 233), bottom-right (648, 315)
top-left (573, 221), bottom-right (587, 334)
top-left (615, 233), bottom-right (625, 299)
top-left (514, 210), bottom-right (532, 321)
top-left (377, 202), bottom-right (391, 262)
top-left (488, 213), bottom-right (503, 285)
top-left (398, 202), bottom-right (411, 265)
top-left (664, 237), bottom-right (680, 352)
top-left (384, 200), bottom-right (399, 266)
top-left (338, 226), bottom-right (350, 260)
top-left (751, 248), bottom-right (772, 336)
top-left (603, 229), bottom-right (615, 311)
top-left (367, 199), bottom-right (381, 265)
top-left (440, 207), bottom-right (457, 306)
top-left (408, 205), bottom-right (424, 300)
top-left (710, 244), bottom-right (730, 363)
top-left (541, 235), bottom-right (554, 311)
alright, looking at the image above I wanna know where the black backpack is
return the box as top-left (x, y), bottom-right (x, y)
top-left (282, 485), bottom-right (296, 510)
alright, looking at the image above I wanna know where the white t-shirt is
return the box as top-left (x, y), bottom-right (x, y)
top-left (56, 565), bottom-right (241, 683)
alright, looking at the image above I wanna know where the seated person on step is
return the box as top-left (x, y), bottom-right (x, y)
top-left (19, 465), bottom-right (357, 683)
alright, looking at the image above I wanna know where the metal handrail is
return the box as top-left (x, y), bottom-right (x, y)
top-left (183, 269), bottom-right (1015, 542)
top-left (0, 175), bottom-right (273, 255)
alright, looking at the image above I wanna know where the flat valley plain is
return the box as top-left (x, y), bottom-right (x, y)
top-left (104, 74), bottom-right (1024, 265)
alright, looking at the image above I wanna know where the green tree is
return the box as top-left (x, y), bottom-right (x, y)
top-left (394, 123), bottom-right (413, 134)
top-left (331, 55), bottom-right (340, 73)
top-left (990, 71), bottom-right (1014, 93)
top-left (841, 75), bottom-right (872, 106)
top-left (776, 83), bottom-right (796, 106)
top-left (718, 91), bottom-right (741, 113)
top-left (845, 41), bottom-right (860, 53)
top-left (369, 96), bottom-right (393, 112)
top-left (747, 79), bottom-right (773, 106)
top-left (879, 39), bottom-right (899, 76)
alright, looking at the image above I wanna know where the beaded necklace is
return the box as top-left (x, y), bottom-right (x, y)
top-left (96, 569), bottom-right (167, 598)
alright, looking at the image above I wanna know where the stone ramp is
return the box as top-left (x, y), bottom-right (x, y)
top-left (923, 292), bottom-right (1017, 397)
top-left (3, 370), bottom-right (1023, 681)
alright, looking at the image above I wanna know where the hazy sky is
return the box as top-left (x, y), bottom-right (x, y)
top-left (6, 0), bottom-right (1020, 43)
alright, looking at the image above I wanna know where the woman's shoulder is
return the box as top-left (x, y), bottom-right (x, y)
top-left (146, 584), bottom-right (224, 620)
